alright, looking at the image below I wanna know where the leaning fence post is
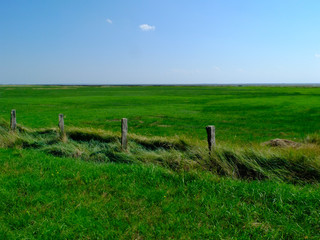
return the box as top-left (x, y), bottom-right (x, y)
top-left (11, 109), bottom-right (17, 131)
top-left (59, 114), bottom-right (64, 135)
top-left (206, 125), bottom-right (215, 153)
top-left (121, 118), bottom-right (128, 150)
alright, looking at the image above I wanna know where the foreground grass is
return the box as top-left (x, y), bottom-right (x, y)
top-left (1, 148), bottom-right (320, 239)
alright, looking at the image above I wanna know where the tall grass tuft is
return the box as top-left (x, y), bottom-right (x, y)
top-left (0, 119), bottom-right (320, 184)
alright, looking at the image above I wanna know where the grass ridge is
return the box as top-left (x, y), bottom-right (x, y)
top-left (1, 120), bottom-right (320, 184)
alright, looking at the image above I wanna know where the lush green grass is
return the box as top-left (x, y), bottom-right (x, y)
top-left (1, 121), bottom-right (320, 185)
top-left (1, 148), bottom-right (320, 239)
top-left (1, 86), bottom-right (320, 239)
top-left (0, 85), bottom-right (319, 142)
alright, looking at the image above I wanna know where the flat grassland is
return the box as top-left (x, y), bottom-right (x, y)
top-left (0, 85), bottom-right (319, 141)
top-left (0, 86), bottom-right (320, 239)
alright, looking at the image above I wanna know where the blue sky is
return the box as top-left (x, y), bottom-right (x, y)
top-left (1, 0), bottom-right (320, 84)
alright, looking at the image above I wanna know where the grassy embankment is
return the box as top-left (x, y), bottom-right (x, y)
top-left (1, 120), bottom-right (320, 184)
top-left (0, 86), bottom-right (320, 239)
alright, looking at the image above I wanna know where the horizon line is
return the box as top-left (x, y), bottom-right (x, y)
top-left (0, 83), bottom-right (320, 87)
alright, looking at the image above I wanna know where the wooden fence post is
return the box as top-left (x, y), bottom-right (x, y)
top-left (59, 114), bottom-right (64, 134)
top-left (11, 109), bottom-right (17, 131)
top-left (121, 118), bottom-right (128, 150)
top-left (206, 125), bottom-right (215, 153)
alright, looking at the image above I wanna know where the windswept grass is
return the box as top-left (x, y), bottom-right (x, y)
top-left (1, 149), bottom-right (320, 239)
top-left (305, 132), bottom-right (320, 145)
top-left (1, 119), bottom-right (320, 184)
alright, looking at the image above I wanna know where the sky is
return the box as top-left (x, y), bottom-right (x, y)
top-left (1, 0), bottom-right (320, 85)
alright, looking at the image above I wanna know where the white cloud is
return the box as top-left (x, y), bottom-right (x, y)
top-left (315, 53), bottom-right (320, 58)
top-left (139, 24), bottom-right (155, 31)
top-left (106, 18), bottom-right (112, 24)
top-left (213, 66), bottom-right (221, 71)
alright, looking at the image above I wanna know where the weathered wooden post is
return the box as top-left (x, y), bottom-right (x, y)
top-left (10, 109), bottom-right (17, 131)
top-left (59, 114), bottom-right (64, 135)
top-left (206, 125), bottom-right (215, 153)
top-left (121, 118), bottom-right (128, 150)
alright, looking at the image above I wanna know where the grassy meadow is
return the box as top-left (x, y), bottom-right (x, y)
top-left (0, 85), bottom-right (319, 142)
top-left (1, 85), bottom-right (320, 239)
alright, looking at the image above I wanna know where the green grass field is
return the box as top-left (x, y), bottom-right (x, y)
top-left (1, 85), bottom-right (319, 142)
top-left (1, 86), bottom-right (320, 239)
